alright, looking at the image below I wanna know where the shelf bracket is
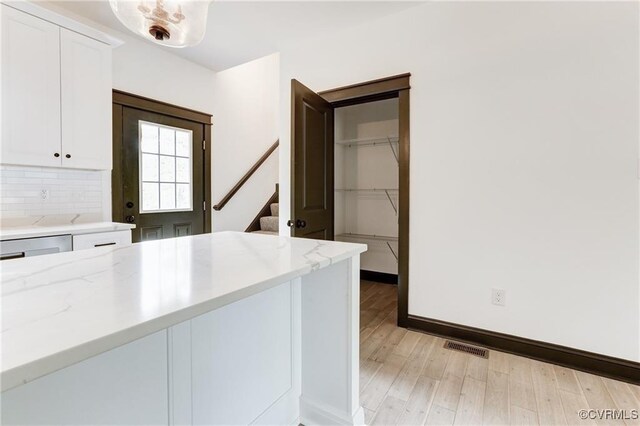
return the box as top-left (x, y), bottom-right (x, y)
top-left (384, 189), bottom-right (398, 216)
top-left (387, 137), bottom-right (399, 163)
top-left (386, 242), bottom-right (398, 262)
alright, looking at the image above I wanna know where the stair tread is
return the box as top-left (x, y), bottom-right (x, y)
top-left (259, 215), bottom-right (279, 232)
top-left (270, 203), bottom-right (279, 217)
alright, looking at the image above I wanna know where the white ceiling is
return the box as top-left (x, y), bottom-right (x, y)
top-left (54, 1), bottom-right (423, 71)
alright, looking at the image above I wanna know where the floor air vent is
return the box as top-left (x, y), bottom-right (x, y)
top-left (443, 340), bottom-right (489, 359)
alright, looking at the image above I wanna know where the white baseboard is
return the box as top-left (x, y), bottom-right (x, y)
top-left (300, 397), bottom-right (365, 426)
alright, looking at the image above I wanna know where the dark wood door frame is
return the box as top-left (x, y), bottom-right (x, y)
top-left (319, 73), bottom-right (411, 328)
top-left (112, 90), bottom-right (213, 234)
top-left (321, 75), bottom-right (640, 385)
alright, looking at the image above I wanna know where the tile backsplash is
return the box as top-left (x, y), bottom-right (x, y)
top-left (0, 165), bottom-right (108, 219)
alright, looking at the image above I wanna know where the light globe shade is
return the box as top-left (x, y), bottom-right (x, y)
top-left (109, 0), bottom-right (213, 48)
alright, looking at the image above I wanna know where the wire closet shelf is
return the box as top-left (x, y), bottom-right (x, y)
top-left (335, 188), bottom-right (398, 215)
top-left (335, 136), bottom-right (399, 163)
top-left (335, 233), bottom-right (398, 262)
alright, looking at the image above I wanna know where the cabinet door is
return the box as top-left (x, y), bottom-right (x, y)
top-left (1, 331), bottom-right (169, 425)
top-left (1, 5), bottom-right (61, 167)
top-left (60, 28), bottom-right (112, 170)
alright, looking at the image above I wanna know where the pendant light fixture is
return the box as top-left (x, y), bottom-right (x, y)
top-left (109, 0), bottom-right (212, 48)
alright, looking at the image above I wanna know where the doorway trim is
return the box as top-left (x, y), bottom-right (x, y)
top-left (319, 73), bottom-right (411, 328)
top-left (112, 90), bottom-right (213, 233)
top-left (321, 77), bottom-right (640, 386)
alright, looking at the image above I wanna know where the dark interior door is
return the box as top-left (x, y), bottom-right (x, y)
top-left (290, 79), bottom-right (334, 240)
top-left (121, 107), bottom-right (205, 242)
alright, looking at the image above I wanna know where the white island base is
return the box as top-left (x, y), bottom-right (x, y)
top-left (1, 232), bottom-right (367, 425)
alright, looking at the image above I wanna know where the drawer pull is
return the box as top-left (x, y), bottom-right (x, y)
top-left (94, 242), bottom-right (117, 247)
top-left (0, 252), bottom-right (25, 261)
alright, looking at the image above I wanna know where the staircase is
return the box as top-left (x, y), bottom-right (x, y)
top-left (245, 184), bottom-right (279, 235)
top-left (212, 140), bottom-right (280, 236)
top-left (252, 202), bottom-right (279, 235)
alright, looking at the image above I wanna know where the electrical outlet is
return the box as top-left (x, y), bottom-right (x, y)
top-left (492, 289), bottom-right (505, 306)
top-left (40, 189), bottom-right (49, 200)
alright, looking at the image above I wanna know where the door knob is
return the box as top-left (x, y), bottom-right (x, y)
top-left (125, 215), bottom-right (135, 223)
top-left (126, 201), bottom-right (134, 208)
top-left (287, 219), bottom-right (307, 228)
top-left (65, 154), bottom-right (71, 159)
top-left (54, 153), bottom-right (60, 158)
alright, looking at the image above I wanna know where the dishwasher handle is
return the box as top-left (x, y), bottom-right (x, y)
top-left (0, 252), bottom-right (26, 261)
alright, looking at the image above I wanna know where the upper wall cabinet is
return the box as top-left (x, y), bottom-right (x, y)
top-left (60, 28), bottom-right (112, 170)
top-left (1, 5), bottom-right (62, 168)
top-left (1, 4), bottom-right (114, 170)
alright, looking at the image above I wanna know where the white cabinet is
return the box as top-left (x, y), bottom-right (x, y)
top-left (72, 230), bottom-right (131, 251)
top-left (1, 331), bottom-right (169, 425)
top-left (0, 5), bottom-right (113, 170)
top-left (190, 282), bottom-right (293, 425)
top-left (61, 29), bottom-right (112, 170)
top-left (1, 5), bottom-right (61, 168)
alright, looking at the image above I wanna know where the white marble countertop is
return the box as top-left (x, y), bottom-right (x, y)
top-left (0, 222), bottom-right (135, 241)
top-left (0, 231), bottom-right (366, 392)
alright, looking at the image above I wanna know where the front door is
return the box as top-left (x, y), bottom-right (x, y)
top-left (120, 107), bottom-right (205, 242)
top-left (290, 79), bottom-right (335, 240)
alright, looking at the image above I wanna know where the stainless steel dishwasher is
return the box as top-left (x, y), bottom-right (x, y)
top-left (0, 235), bottom-right (72, 261)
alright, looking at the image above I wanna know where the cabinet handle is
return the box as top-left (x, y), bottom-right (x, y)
top-left (94, 242), bottom-right (116, 247)
top-left (54, 153), bottom-right (60, 158)
top-left (65, 154), bottom-right (71, 159)
top-left (0, 252), bottom-right (25, 261)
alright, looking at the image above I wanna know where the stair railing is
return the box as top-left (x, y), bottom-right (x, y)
top-left (213, 139), bottom-right (279, 211)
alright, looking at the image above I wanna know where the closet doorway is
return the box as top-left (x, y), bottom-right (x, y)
top-left (290, 74), bottom-right (410, 327)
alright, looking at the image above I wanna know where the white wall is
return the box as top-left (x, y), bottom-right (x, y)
top-left (279, 2), bottom-right (639, 361)
top-left (211, 54), bottom-right (279, 232)
top-left (111, 33), bottom-right (215, 115)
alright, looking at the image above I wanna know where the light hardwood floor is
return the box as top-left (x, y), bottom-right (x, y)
top-left (359, 281), bottom-right (640, 426)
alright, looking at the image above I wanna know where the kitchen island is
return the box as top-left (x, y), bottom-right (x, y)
top-left (1, 232), bottom-right (367, 425)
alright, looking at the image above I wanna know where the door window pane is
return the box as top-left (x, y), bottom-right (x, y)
top-left (176, 131), bottom-right (191, 157)
top-left (140, 123), bottom-right (159, 153)
top-left (176, 157), bottom-right (190, 183)
top-left (159, 156), bottom-right (176, 182)
top-left (142, 182), bottom-right (159, 211)
top-left (141, 153), bottom-right (159, 181)
top-left (176, 184), bottom-right (190, 209)
top-left (159, 127), bottom-right (175, 155)
top-left (160, 183), bottom-right (176, 210)
top-left (139, 121), bottom-right (193, 213)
